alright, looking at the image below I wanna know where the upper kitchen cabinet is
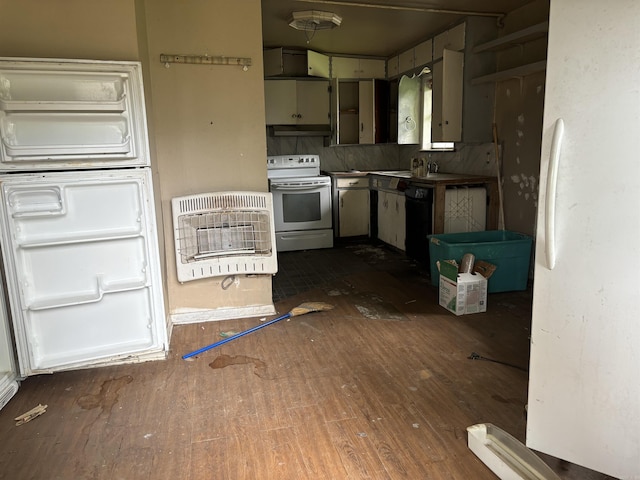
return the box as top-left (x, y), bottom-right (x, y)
top-left (397, 49), bottom-right (463, 146)
top-left (264, 79), bottom-right (330, 125)
top-left (395, 38), bottom-right (433, 77)
top-left (431, 49), bottom-right (464, 142)
top-left (331, 56), bottom-right (386, 79)
top-left (413, 17), bottom-right (497, 145)
top-left (332, 78), bottom-right (389, 145)
top-left (264, 48), bottom-right (330, 78)
top-left (433, 22), bottom-right (466, 60)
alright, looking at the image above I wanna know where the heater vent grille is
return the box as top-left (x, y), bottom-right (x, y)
top-left (171, 192), bottom-right (277, 282)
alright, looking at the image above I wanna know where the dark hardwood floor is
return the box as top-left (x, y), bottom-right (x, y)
top-left (0, 242), bottom-right (613, 479)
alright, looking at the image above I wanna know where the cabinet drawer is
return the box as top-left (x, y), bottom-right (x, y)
top-left (336, 177), bottom-right (369, 188)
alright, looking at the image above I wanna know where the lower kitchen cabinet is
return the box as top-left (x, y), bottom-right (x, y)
top-left (332, 176), bottom-right (370, 237)
top-left (377, 190), bottom-right (406, 251)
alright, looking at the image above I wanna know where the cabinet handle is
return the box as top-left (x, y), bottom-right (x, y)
top-left (360, 122), bottom-right (364, 132)
top-left (545, 118), bottom-right (564, 270)
top-left (340, 197), bottom-right (344, 208)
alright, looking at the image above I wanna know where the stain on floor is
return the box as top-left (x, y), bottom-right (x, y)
top-left (77, 375), bottom-right (133, 414)
top-left (209, 354), bottom-right (270, 379)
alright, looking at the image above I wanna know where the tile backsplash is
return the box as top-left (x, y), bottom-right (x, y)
top-left (266, 131), bottom-right (497, 176)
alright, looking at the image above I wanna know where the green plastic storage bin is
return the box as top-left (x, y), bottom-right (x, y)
top-left (428, 230), bottom-right (532, 293)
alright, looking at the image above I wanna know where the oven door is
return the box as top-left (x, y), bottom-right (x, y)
top-left (269, 176), bottom-right (332, 232)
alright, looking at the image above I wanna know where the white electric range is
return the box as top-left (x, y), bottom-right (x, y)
top-left (267, 155), bottom-right (333, 252)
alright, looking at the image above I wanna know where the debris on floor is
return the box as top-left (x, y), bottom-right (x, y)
top-left (15, 404), bottom-right (47, 426)
top-left (219, 331), bottom-right (239, 338)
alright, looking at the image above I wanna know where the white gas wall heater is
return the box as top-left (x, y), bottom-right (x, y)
top-left (171, 191), bottom-right (277, 282)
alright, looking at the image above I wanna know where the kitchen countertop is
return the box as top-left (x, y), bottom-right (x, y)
top-left (325, 170), bottom-right (495, 185)
top-left (324, 170), bottom-right (410, 178)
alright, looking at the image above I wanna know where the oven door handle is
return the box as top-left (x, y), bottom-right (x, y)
top-left (270, 183), bottom-right (327, 191)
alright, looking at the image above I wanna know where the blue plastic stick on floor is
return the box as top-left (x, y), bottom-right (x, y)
top-left (182, 312), bottom-right (291, 359)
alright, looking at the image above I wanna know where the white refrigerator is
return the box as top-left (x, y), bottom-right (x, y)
top-left (0, 58), bottom-right (167, 410)
top-left (527, 1), bottom-right (640, 478)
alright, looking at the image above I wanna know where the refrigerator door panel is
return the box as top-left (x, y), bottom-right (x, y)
top-left (0, 169), bottom-right (167, 376)
top-left (527, 1), bottom-right (640, 478)
top-left (0, 58), bottom-right (149, 170)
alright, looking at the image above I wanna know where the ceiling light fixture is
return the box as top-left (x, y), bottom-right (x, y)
top-left (288, 10), bottom-right (343, 31)
top-left (288, 10), bottom-right (342, 44)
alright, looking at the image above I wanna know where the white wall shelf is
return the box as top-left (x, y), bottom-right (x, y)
top-left (471, 21), bottom-right (548, 85)
top-left (472, 21), bottom-right (549, 54)
top-left (471, 60), bottom-right (546, 85)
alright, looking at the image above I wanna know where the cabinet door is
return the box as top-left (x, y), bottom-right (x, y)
top-left (377, 191), bottom-right (392, 245)
top-left (414, 38), bottom-right (433, 67)
top-left (398, 75), bottom-right (421, 144)
top-left (398, 48), bottom-right (415, 74)
top-left (331, 57), bottom-right (360, 78)
top-left (297, 81), bottom-right (330, 124)
top-left (332, 57), bottom-right (385, 79)
top-left (433, 22), bottom-right (465, 60)
top-left (432, 50), bottom-right (463, 142)
top-left (359, 58), bottom-right (386, 79)
top-left (387, 56), bottom-right (399, 78)
top-left (447, 23), bottom-right (466, 51)
top-left (378, 191), bottom-right (406, 249)
top-left (394, 194), bottom-right (406, 251)
top-left (358, 80), bottom-right (374, 144)
top-left (307, 50), bottom-right (330, 78)
top-left (338, 189), bottom-right (369, 237)
top-left (264, 80), bottom-right (297, 125)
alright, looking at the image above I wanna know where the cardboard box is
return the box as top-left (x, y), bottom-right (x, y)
top-left (437, 260), bottom-right (487, 316)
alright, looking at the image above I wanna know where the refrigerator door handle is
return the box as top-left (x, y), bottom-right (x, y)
top-left (545, 118), bottom-right (564, 270)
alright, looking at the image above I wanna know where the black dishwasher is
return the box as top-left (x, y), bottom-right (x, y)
top-left (405, 185), bottom-right (433, 266)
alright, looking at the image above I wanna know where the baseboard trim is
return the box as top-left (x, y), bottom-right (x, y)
top-left (170, 304), bottom-right (277, 325)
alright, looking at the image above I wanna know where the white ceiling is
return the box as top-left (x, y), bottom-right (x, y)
top-left (261, 0), bottom-right (535, 57)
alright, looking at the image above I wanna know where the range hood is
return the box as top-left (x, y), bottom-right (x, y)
top-left (269, 125), bottom-right (332, 137)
